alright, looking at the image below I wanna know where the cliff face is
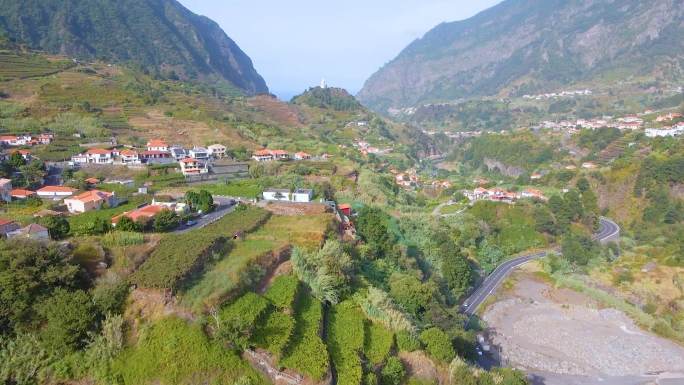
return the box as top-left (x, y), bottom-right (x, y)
top-left (357, 0), bottom-right (684, 113)
top-left (483, 157), bottom-right (525, 178)
top-left (0, 0), bottom-right (268, 94)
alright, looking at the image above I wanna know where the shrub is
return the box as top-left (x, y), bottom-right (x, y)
top-left (396, 330), bottom-right (420, 352)
top-left (363, 323), bottom-right (394, 365)
top-left (279, 292), bottom-right (329, 381)
top-left (614, 271), bottom-right (635, 285)
top-left (380, 356), bottom-right (405, 385)
top-left (327, 301), bottom-right (365, 385)
top-left (250, 310), bottom-right (295, 357)
top-left (264, 276), bottom-right (299, 310)
top-left (643, 302), bottom-right (658, 315)
top-left (419, 328), bottom-right (455, 363)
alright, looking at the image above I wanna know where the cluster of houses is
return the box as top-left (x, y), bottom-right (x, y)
top-left (251, 149), bottom-right (334, 162)
top-left (421, 130), bottom-right (486, 138)
top-left (351, 141), bottom-right (392, 156)
top-left (463, 187), bottom-right (549, 202)
top-left (389, 168), bottom-right (452, 189)
top-left (540, 111), bottom-right (684, 138)
top-left (0, 133), bottom-right (53, 147)
top-left (522, 89), bottom-right (592, 100)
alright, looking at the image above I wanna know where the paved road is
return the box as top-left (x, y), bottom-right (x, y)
top-left (461, 217), bottom-right (620, 325)
top-left (173, 197), bottom-right (237, 234)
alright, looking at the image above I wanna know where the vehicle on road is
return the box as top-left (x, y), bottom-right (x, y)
top-left (476, 347), bottom-right (483, 356)
top-left (186, 220), bottom-right (197, 226)
top-left (230, 199), bottom-right (236, 205)
top-left (462, 302), bottom-right (469, 308)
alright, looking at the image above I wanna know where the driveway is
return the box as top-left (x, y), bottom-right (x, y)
top-left (173, 197), bottom-right (237, 234)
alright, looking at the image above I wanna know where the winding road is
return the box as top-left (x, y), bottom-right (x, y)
top-left (461, 217), bottom-right (621, 325)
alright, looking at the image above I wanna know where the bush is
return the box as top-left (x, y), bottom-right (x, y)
top-left (327, 302), bottom-right (365, 385)
top-left (379, 356), bottom-right (405, 385)
top-left (250, 310), bottom-right (295, 357)
top-left (264, 276), bottom-right (299, 310)
top-left (364, 323), bottom-right (394, 364)
top-left (419, 328), bottom-right (455, 363)
top-left (279, 292), bottom-right (329, 381)
top-left (643, 302), bottom-right (658, 315)
top-left (614, 271), bottom-right (635, 285)
top-left (396, 330), bottom-right (420, 352)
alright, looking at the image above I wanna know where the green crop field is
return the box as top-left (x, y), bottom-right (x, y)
top-left (0, 51), bottom-right (74, 78)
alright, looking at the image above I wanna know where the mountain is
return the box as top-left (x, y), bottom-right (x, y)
top-left (0, 0), bottom-right (268, 94)
top-left (357, 0), bottom-right (684, 113)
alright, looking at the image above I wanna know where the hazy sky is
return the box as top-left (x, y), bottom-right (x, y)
top-left (178, 0), bottom-right (503, 100)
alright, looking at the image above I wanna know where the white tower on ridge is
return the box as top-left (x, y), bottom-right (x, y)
top-left (321, 79), bottom-right (327, 89)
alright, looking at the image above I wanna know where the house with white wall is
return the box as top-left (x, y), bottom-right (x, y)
top-left (262, 188), bottom-right (313, 202)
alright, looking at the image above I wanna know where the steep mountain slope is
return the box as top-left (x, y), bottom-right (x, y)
top-left (0, 0), bottom-right (268, 94)
top-left (358, 0), bottom-right (684, 113)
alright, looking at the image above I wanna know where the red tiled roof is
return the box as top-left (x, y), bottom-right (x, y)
top-left (10, 189), bottom-right (36, 197)
top-left (67, 190), bottom-right (113, 203)
top-left (112, 205), bottom-right (169, 223)
top-left (147, 140), bottom-right (168, 147)
top-left (0, 136), bottom-right (17, 140)
top-left (120, 149), bottom-right (138, 156)
top-left (37, 186), bottom-right (78, 193)
top-left (338, 203), bottom-right (352, 210)
top-left (180, 158), bottom-right (199, 163)
top-left (85, 178), bottom-right (101, 183)
top-left (85, 149), bottom-right (112, 155)
top-left (0, 217), bottom-right (16, 226)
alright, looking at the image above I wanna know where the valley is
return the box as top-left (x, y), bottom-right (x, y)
top-left (1, 1), bottom-right (684, 385)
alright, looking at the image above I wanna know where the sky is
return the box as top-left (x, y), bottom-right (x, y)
top-left (178, 0), bottom-right (503, 100)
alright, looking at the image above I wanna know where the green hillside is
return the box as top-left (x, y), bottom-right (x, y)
top-left (0, 0), bottom-right (268, 94)
top-left (358, 0), bottom-right (684, 113)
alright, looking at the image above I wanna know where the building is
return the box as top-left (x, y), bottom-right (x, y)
top-left (321, 153), bottom-right (334, 159)
top-left (33, 210), bottom-right (64, 218)
top-left (119, 149), bottom-right (140, 164)
top-left (39, 134), bottom-right (53, 144)
top-left (36, 186), bottom-right (78, 199)
top-left (566, 165), bottom-right (577, 170)
top-left (85, 178), bottom-right (101, 185)
top-left (645, 126), bottom-right (684, 138)
top-left (0, 217), bottom-right (20, 237)
top-left (208, 144), bottom-right (227, 158)
top-left (189, 147), bottom-right (210, 162)
top-left (179, 158), bottom-right (208, 177)
top-left (71, 154), bottom-right (87, 164)
top-left (85, 149), bottom-right (115, 164)
top-left (521, 188), bottom-right (548, 201)
top-left (252, 149), bottom-right (289, 162)
top-left (531, 174), bottom-right (542, 180)
top-left (321, 79), bottom-right (327, 89)
top-left (169, 146), bottom-right (187, 161)
top-left (10, 189), bottom-right (37, 200)
top-left (0, 178), bottom-right (11, 203)
top-left (112, 205), bottom-right (170, 226)
top-left (9, 149), bottom-right (31, 161)
top-left (147, 139), bottom-right (168, 152)
top-left (582, 162), bottom-right (598, 169)
top-left (294, 151), bottom-right (312, 160)
top-left (262, 188), bottom-right (313, 202)
top-left (64, 190), bottom-right (117, 213)
top-left (139, 151), bottom-right (172, 163)
top-left (338, 203), bottom-right (352, 215)
top-left (7, 223), bottom-right (50, 241)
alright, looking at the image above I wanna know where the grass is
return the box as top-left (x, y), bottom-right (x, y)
top-left (112, 315), bottom-right (267, 385)
top-left (179, 237), bottom-right (287, 311)
top-left (252, 214), bottom-right (331, 252)
top-left (200, 182), bottom-right (262, 199)
top-left (439, 203), bottom-right (466, 215)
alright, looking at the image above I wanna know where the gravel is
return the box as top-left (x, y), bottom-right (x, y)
top-left (482, 299), bottom-right (684, 377)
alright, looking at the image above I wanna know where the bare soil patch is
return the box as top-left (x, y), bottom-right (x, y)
top-left (129, 110), bottom-right (234, 147)
top-left (399, 350), bottom-right (444, 383)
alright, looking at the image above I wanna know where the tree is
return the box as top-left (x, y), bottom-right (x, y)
top-left (534, 207), bottom-right (556, 235)
top-left (356, 207), bottom-right (393, 258)
top-left (92, 217), bottom-right (111, 235)
top-left (19, 160), bottom-right (45, 186)
top-left (441, 251), bottom-right (472, 297)
top-left (115, 216), bottom-right (139, 232)
top-left (153, 208), bottom-right (178, 232)
top-left (420, 328), bottom-right (455, 363)
top-left (0, 240), bottom-right (83, 333)
top-left (61, 167), bottom-right (73, 182)
top-left (291, 240), bottom-right (353, 304)
top-left (379, 356), bottom-right (405, 385)
top-left (8, 151), bottom-right (25, 168)
top-left (389, 275), bottom-right (434, 315)
top-left (39, 215), bottom-right (70, 240)
top-left (40, 289), bottom-right (96, 352)
top-left (576, 177), bottom-right (590, 193)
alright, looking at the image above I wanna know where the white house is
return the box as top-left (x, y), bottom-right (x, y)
top-left (169, 146), bottom-right (187, 161)
top-left (147, 139), bottom-right (168, 152)
top-left (36, 186), bottom-right (78, 199)
top-left (64, 190), bottom-right (118, 213)
top-left (189, 146), bottom-right (210, 162)
top-left (7, 223), bottom-right (50, 241)
top-left (85, 149), bottom-right (115, 164)
top-left (582, 162), bottom-right (598, 169)
top-left (252, 149), bottom-right (288, 162)
top-left (71, 154), bottom-right (87, 164)
top-left (645, 126), bottom-right (684, 138)
top-left (119, 149), bottom-right (140, 164)
top-left (179, 158), bottom-right (208, 177)
top-left (208, 144), bottom-right (227, 158)
top-left (262, 188), bottom-right (313, 202)
top-left (294, 151), bottom-right (312, 160)
top-left (0, 178), bottom-right (12, 203)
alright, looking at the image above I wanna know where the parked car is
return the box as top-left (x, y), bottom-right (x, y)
top-left (186, 220), bottom-right (197, 226)
top-left (476, 347), bottom-right (482, 356)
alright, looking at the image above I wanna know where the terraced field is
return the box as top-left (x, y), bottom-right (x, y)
top-left (0, 51), bottom-right (74, 79)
